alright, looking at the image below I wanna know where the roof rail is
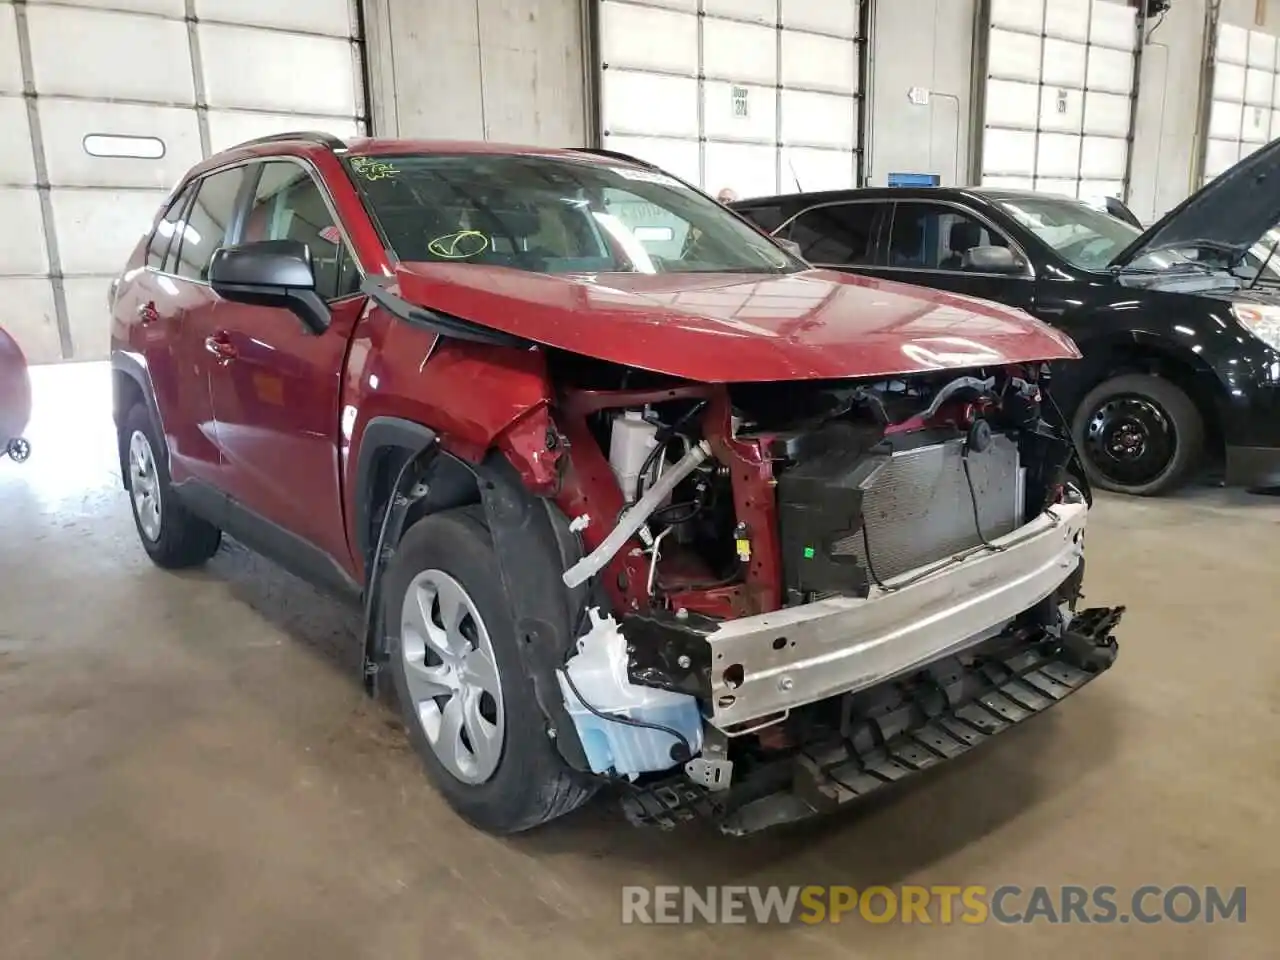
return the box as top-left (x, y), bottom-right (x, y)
top-left (229, 130), bottom-right (348, 152)
top-left (569, 147), bottom-right (660, 170)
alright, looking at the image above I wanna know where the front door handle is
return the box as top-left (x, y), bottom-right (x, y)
top-left (204, 332), bottom-right (237, 364)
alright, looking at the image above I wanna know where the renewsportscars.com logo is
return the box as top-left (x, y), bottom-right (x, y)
top-left (621, 885), bottom-right (1247, 925)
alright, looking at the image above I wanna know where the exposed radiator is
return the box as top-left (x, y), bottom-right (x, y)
top-left (831, 435), bottom-right (1024, 582)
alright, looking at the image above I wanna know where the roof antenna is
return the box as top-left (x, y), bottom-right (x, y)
top-left (787, 155), bottom-right (804, 193)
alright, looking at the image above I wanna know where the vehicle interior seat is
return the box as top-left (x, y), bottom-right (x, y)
top-left (942, 220), bottom-right (985, 270)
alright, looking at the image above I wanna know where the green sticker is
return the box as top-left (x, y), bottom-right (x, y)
top-left (803, 546), bottom-right (816, 559)
top-left (350, 157), bottom-right (399, 181)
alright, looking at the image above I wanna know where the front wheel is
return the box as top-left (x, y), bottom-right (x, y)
top-left (1071, 374), bottom-right (1204, 496)
top-left (383, 505), bottom-right (595, 833)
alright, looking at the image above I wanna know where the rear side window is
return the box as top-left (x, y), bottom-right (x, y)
top-left (173, 166), bottom-right (247, 282)
top-left (244, 161), bottom-right (361, 301)
top-left (784, 202), bottom-right (885, 265)
top-left (146, 183), bottom-right (196, 271)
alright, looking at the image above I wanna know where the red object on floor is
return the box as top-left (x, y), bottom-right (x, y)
top-left (0, 325), bottom-right (32, 448)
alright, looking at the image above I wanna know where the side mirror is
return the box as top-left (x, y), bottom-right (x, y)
top-left (961, 245), bottom-right (1023, 274)
top-left (776, 238), bottom-right (804, 259)
top-left (209, 239), bottom-right (330, 333)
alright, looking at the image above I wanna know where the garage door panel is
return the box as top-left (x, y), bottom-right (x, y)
top-left (781, 0), bottom-right (857, 38)
top-left (0, 278), bottom-right (61, 363)
top-left (990, 0), bottom-right (1042, 33)
top-left (781, 90), bottom-right (855, 149)
top-left (1086, 47), bottom-right (1134, 94)
top-left (1083, 91), bottom-right (1129, 137)
top-left (27, 6), bottom-right (193, 103)
top-left (1036, 134), bottom-right (1081, 178)
top-left (781, 31), bottom-right (856, 93)
top-left (26, 0), bottom-right (184, 14)
top-left (1042, 39), bottom-right (1087, 88)
top-left (986, 80), bottom-right (1038, 128)
top-left (49, 188), bottom-right (168, 275)
top-left (39, 101), bottom-right (201, 189)
top-left (704, 0), bottom-right (773, 25)
top-left (1040, 87), bottom-right (1084, 133)
top-left (62, 276), bottom-right (114, 361)
top-left (0, 190), bottom-right (48, 275)
top-left (1248, 29), bottom-right (1276, 68)
top-left (1246, 67), bottom-right (1273, 105)
top-left (1080, 136), bottom-right (1126, 179)
top-left (983, 128), bottom-right (1036, 176)
top-left (1214, 62), bottom-right (1246, 102)
top-left (1242, 105), bottom-right (1270, 143)
top-left (1089, 0), bottom-right (1136, 49)
top-left (193, 0), bottom-right (351, 35)
top-left (705, 141), bottom-right (776, 197)
top-left (784, 147), bottom-right (853, 192)
top-left (1205, 138), bottom-right (1241, 178)
top-left (1209, 99), bottom-right (1244, 139)
top-left (704, 80), bottom-right (774, 141)
top-left (199, 25), bottom-right (357, 116)
top-left (0, 4), bottom-right (22, 95)
top-left (704, 19), bottom-right (776, 85)
top-left (1035, 177), bottom-right (1079, 197)
top-left (1044, 0), bottom-right (1089, 42)
top-left (601, 3), bottom-right (696, 74)
top-left (1219, 23), bottom-right (1250, 64)
top-left (602, 135), bottom-right (700, 185)
top-left (988, 29), bottom-right (1042, 82)
top-left (1079, 178), bottom-right (1123, 199)
top-left (602, 72), bottom-right (699, 139)
top-left (205, 111), bottom-right (359, 154)
top-left (0, 96), bottom-right (35, 185)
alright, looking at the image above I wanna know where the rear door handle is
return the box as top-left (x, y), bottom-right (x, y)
top-left (137, 301), bottom-right (159, 324)
top-left (204, 332), bottom-right (237, 364)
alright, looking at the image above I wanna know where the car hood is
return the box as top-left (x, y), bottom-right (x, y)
top-left (1111, 138), bottom-right (1280, 267)
top-left (392, 263), bottom-right (1079, 382)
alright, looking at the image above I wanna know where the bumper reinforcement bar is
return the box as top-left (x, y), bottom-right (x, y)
top-left (620, 606), bottom-right (1123, 834)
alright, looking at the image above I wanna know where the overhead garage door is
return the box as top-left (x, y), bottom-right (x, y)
top-left (0, 0), bottom-right (365, 364)
top-left (598, 0), bottom-right (864, 199)
top-left (978, 0), bottom-right (1139, 202)
top-left (1203, 22), bottom-right (1280, 185)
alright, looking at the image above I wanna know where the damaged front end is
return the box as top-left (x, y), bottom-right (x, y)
top-left (539, 359), bottom-right (1121, 834)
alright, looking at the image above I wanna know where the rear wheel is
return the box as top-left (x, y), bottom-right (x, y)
top-left (1071, 374), bottom-right (1204, 496)
top-left (384, 506), bottom-right (594, 833)
top-left (122, 403), bottom-right (221, 567)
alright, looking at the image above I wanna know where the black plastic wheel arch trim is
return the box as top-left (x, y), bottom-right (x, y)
top-left (361, 276), bottom-right (534, 349)
top-left (110, 351), bottom-right (168, 490)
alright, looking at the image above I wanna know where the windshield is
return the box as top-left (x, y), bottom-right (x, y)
top-left (344, 153), bottom-right (799, 276)
top-left (996, 195), bottom-right (1143, 270)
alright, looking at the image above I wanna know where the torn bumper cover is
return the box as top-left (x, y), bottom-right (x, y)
top-left (623, 605), bottom-right (1123, 834)
top-left (705, 499), bottom-right (1089, 729)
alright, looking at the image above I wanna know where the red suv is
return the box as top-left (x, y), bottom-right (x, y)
top-left (110, 133), bottom-right (1123, 835)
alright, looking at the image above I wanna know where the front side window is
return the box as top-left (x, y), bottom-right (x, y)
top-left (173, 166), bottom-right (247, 282)
top-left (245, 161), bottom-right (361, 300)
top-left (886, 203), bottom-right (1013, 271)
top-left (344, 153), bottom-right (799, 275)
top-left (783, 203), bottom-right (884, 265)
top-left (996, 195), bottom-right (1140, 271)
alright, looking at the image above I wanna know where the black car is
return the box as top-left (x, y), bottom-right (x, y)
top-left (732, 148), bottom-right (1280, 496)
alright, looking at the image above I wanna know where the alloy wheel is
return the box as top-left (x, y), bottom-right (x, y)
top-left (399, 569), bottom-right (505, 785)
top-left (128, 430), bottom-right (163, 541)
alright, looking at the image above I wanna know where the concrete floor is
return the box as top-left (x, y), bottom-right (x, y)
top-left (1, 362), bottom-right (1276, 959)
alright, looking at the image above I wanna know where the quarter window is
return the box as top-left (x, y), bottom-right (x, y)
top-left (244, 161), bottom-right (360, 301)
top-left (784, 203), bottom-right (884, 265)
top-left (173, 166), bottom-right (247, 282)
top-left (886, 203), bottom-right (1011, 272)
top-left (146, 183), bottom-right (196, 271)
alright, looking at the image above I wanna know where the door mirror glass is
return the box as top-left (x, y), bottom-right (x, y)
top-left (961, 245), bottom-right (1023, 274)
top-left (209, 239), bottom-right (330, 332)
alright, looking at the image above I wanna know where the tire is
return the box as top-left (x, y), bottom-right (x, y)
top-left (122, 403), bottom-right (222, 567)
top-left (384, 505), bottom-right (594, 833)
top-left (1071, 374), bottom-right (1204, 496)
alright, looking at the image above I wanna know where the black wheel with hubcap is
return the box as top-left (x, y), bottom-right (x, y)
top-left (1071, 374), bottom-right (1204, 497)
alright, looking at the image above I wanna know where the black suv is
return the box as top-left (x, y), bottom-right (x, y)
top-left (733, 145), bottom-right (1280, 496)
